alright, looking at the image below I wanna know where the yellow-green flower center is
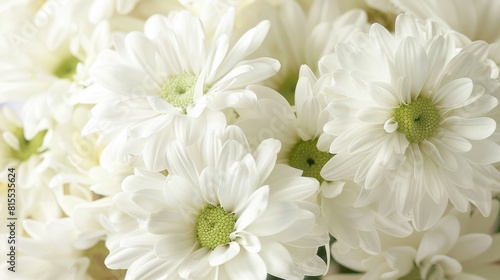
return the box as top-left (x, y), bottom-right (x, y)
top-left (161, 74), bottom-right (202, 112)
top-left (196, 205), bottom-right (235, 250)
top-left (10, 128), bottom-right (46, 162)
top-left (394, 97), bottom-right (440, 143)
top-left (288, 138), bottom-right (334, 183)
top-left (53, 56), bottom-right (79, 80)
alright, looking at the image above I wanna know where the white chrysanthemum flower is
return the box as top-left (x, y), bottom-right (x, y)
top-left (236, 66), bottom-right (412, 254)
top-left (239, 0), bottom-right (367, 105)
top-left (82, 10), bottom-right (279, 171)
top-left (320, 14), bottom-right (500, 230)
top-left (106, 121), bottom-right (326, 279)
top-left (393, 0), bottom-right (500, 68)
top-left (331, 200), bottom-right (500, 280)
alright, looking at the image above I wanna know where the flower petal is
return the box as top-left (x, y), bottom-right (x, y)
top-left (224, 251), bottom-right (267, 280)
top-left (209, 242), bottom-right (241, 266)
top-left (442, 117), bottom-right (496, 140)
top-left (433, 78), bottom-right (473, 108)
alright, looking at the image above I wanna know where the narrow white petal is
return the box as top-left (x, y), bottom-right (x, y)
top-left (442, 117), bottom-right (495, 140)
top-left (209, 242), bottom-right (241, 266)
top-left (235, 186), bottom-right (269, 231)
top-left (154, 235), bottom-right (195, 260)
top-left (448, 234), bottom-right (492, 262)
top-left (259, 242), bottom-right (301, 280)
top-left (433, 78), bottom-right (473, 108)
top-left (396, 37), bottom-right (428, 98)
top-left (246, 202), bottom-right (299, 236)
top-left (224, 251), bottom-right (267, 280)
top-left (253, 138), bottom-right (281, 185)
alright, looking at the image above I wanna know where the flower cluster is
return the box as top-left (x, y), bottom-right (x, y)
top-left (1, 0), bottom-right (500, 279)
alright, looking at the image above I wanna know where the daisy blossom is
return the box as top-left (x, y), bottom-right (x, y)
top-left (82, 9), bottom-right (279, 171)
top-left (331, 200), bottom-right (500, 280)
top-left (320, 14), bottom-right (500, 230)
top-left (106, 121), bottom-right (327, 279)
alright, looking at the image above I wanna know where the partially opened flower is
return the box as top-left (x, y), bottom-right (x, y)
top-left (82, 9), bottom-right (279, 171)
top-left (320, 14), bottom-right (500, 230)
top-left (106, 121), bottom-right (326, 279)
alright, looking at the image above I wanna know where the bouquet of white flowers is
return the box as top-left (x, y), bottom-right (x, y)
top-left (1, 0), bottom-right (500, 279)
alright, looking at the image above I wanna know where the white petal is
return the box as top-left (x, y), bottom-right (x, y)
top-left (357, 107), bottom-right (392, 124)
top-left (433, 78), bottom-right (473, 108)
top-left (219, 155), bottom-right (256, 213)
top-left (235, 186), bottom-right (269, 231)
top-left (320, 153), bottom-right (361, 181)
top-left (147, 210), bottom-right (193, 235)
top-left (178, 247), bottom-right (213, 279)
top-left (270, 177), bottom-right (318, 201)
top-left (165, 140), bottom-right (200, 186)
top-left (396, 37), bottom-right (428, 98)
top-left (246, 202), bottom-right (299, 236)
top-left (442, 117), bottom-right (496, 140)
top-left (253, 138), bottom-right (281, 185)
top-left (199, 167), bottom-right (224, 206)
top-left (218, 20), bottom-right (271, 75)
top-left (209, 242), bottom-right (241, 266)
top-left (416, 215), bottom-right (459, 263)
top-left (224, 251), bottom-right (267, 280)
top-left (259, 241), bottom-right (301, 280)
top-left (464, 140), bottom-right (500, 164)
top-left (368, 82), bottom-right (399, 108)
top-left (154, 235), bottom-right (195, 260)
top-left (448, 234), bottom-right (492, 262)
top-left (172, 114), bottom-right (207, 145)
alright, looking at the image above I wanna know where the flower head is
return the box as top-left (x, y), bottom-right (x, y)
top-left (82, 10), bottom-right (279, 171)
top-left (106, 121), bottom-right (327, 279)
top-left (320, 14), bottom-right (500, 230)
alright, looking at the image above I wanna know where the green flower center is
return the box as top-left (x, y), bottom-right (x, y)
top-left (10, 128), bottom-right (47, 162)
top-left (53, 56), bottom-right (79, 80)
top-left (161, 73), bottom-right (203, 112)
top-left (394, 97), bottom-right (440, 143)
top-left (288, 138), bottom-right (334, 183)
top-left (196, 205), bottom-right (235, 250)
top-left (276, 72), bottom-right (298, 106)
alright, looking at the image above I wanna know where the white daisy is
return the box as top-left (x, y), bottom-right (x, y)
top-left (331, 200), bottom-right (500, 280)
top-left (82, 10), bottom-right (279, 171)
top-left (106, 122), bottom-right (327, 279)
top-left (393, 0), bottom-right (500, 67)
top-left (320, 14), bottom-right (500, 230)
